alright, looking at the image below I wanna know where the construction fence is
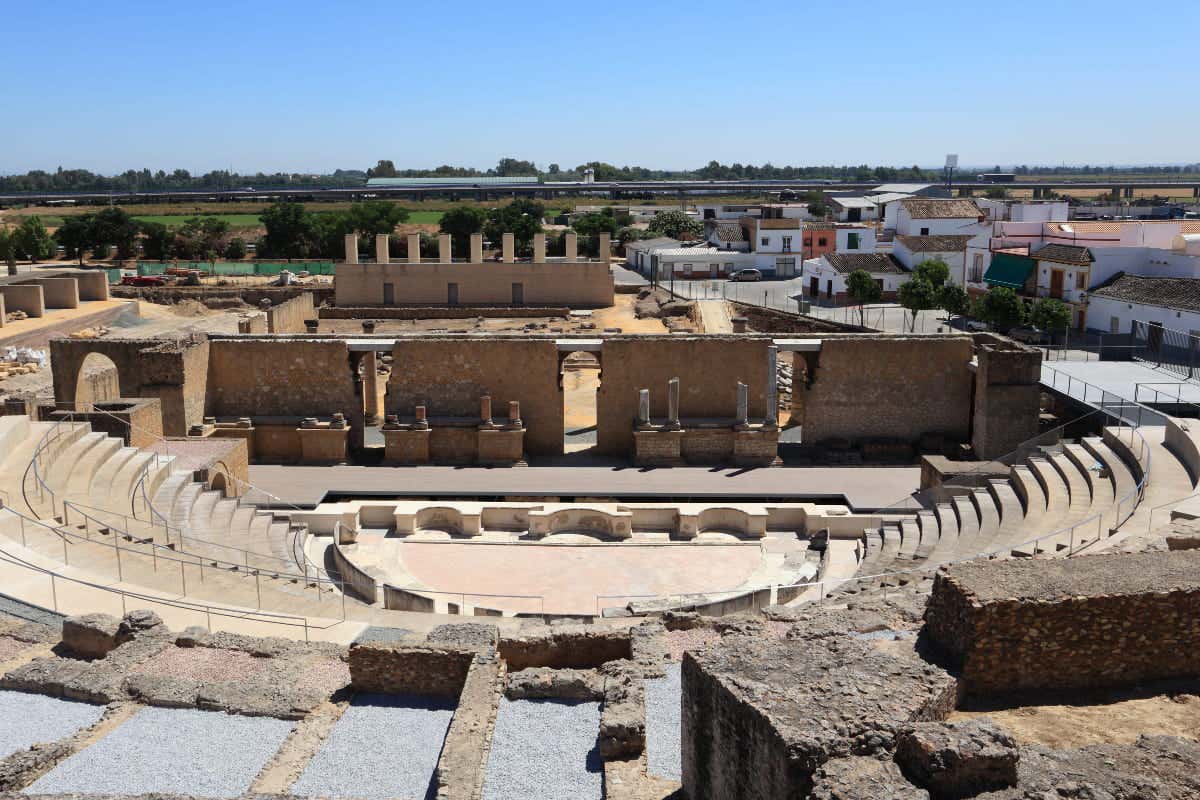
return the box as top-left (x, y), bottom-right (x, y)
top-left (133, 261), bottom-right (336, 278)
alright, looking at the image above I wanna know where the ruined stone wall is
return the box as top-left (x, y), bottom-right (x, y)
top-left (205, 339), bottom-right (358, 421)
top-left (597, 336), bottom-right (770, 456)
top-left (50, 337), bottom-right (209, 436)
top-left (336, 261), bottom-right (614, 308)
top-left (348, 641), bottom-right (474, 697)
top-left (386, 338), bottom-right (563, 456)
top-left (265, 292), bottom-right (315, 334)
top-left (793, 334), bottom-right (974, 446)
top-left (971, 337), bottom-right (1042, 459)
top-left (24, 277), bottom-right (79, 309)
top-left (0, 285), bottom-right (44, 317)
top-left (320, 305), bottom-right (572, 320)
top-left (925, 552), bottom-right (1200, 694)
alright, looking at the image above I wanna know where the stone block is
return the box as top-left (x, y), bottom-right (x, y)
top-left (598, 669), bottom-right (645, 759)
top-left (383, 427), bottom-right (430, 464)
top-left (476, 427), bottom-right (524, 465)
top-left (297, 426), bottom-right (348, 465)
top-left (895, 719), bottom-right (1018, 799)
top-left (634, 429), bottom-right (683, 466)
top-left (498, 626), bottom-right (632, 671)
top-left (810, 757), bottom-right (929, 800)
top-left (61, 613), bottom-right (121, 658)
top-left (682, 636), bottom-right (957, 800)
top-left (924, 551), bottom-right (1200, 694)
top-left (504, 667), bottom-right (604, 700)
top-left (427, 623), bottom-right (499, 653)
top-left (115, 609), bottom-right (165, 644)
top-left (734, 428), bottom-right (779, 466)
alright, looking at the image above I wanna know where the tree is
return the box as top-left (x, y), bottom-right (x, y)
top-left (54, 215), bottom-right (94, 264)
top-left (12, 217), bottom-right (54, 263)
top-left (913, 258), bottom-right (950, 288)
top-left (90, 207), bottom-right (139, 259)
top-left (308, 212), bottom-right (355, 259)
top-left (259, 201), bottom-right (313, 259)
top-left (845, 269), bottom-right (882, 326)
top-left (347, 200), bottom-right (409, 238)
top-left (174, 216), bottom-right (231, 259)
top-left (647, 210), bottom-right (702, 240)
top-left (807, 200), bottom-right (829, 218)
top-left (973, 286), bottom-right (1027, 331)
top-left (1029, 297), bottom-right (1072, 341)
top-left (484, 199), bottom-right (545, 256)
top-left (0, 228), bottom-right (16, 275)
top-left (438, 205), bottom-right (487, 256)
top-left (898, 277), bottom-right (937, 332)
top-left (936, 283), bottom-right (970, 326)
top-left (494, 158), bottom-right (538, 177)
top-left (223, 237), bottom-right (247, 260)
top-left (366, 159), bottom-right (397, 179)
top-left (984, 187), bottom-right (1008, 199)
top-left (140, 221), bottom-right (173, 261)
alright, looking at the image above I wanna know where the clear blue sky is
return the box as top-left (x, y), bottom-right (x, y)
top-left (5, 0), bottom-right (1195, 175)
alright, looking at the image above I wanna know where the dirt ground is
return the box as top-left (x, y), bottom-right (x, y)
top-left (317, 293), bottom-right (668, 335)
top-left (951, 685), bottom-right (1200, 749)
top-left (563, 355), bottom-right (599, 433)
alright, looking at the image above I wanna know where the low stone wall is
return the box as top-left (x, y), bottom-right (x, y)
top-left (434, 654), bottom-right (503, 800)
top-left (498, 626), bottom-right (631, 671)
top-left (383, 583), bottom-right (435, 612)
top-left (331, 541), bottom-right (378, 605)
top-left (348, 641), bottom-right (475, 697)
top-left (265, 292), bottom-right (315, 334)
top-left (320, 305), bottom-right (571, 319)
top-left (728, 301), bottom-right (867, 334)
top-left (924, 551), bottom-right (1200, 694)
top-left (111, 284), bottom-right (334, 308)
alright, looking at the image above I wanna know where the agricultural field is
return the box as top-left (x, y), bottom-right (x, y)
top-left (132, 213), bottom-right (265, 228)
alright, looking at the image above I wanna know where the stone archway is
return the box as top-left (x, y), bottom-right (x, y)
top-left (560, 350), bottom-right (602, 453)
top-left (73, 352), bottom-right (122, 410)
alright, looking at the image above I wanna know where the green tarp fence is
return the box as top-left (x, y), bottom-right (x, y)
top-left (136, 261), bottom-right (335, 277)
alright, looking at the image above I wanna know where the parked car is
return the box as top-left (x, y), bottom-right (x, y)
top-left (729, 269), bottom-right (762, 282)
top-left (964, 319), bottom-right (990, 332)
top-left (1007, 325), bottom-right (1046, 344)
top-left (120, 275), bottom-right (167, 287)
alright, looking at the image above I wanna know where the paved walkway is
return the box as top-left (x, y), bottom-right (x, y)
top-left (244, 464), bottom-right (920, 510)
top-left (1041, 360), bottom-right (1200, 424)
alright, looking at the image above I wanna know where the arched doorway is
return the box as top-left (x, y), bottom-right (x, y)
top-left (74, 352), bottom-right (122, 411)
top-left (561, 351), bottom-right (600, 454)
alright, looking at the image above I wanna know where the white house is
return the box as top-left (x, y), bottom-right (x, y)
top-left (826, 196), bottom-right (880, 224)
top-left (650, 247), bottom-right (754, 281)
top-left (704, 220), bottom-right (750, 252)
top-left (1088, 274), bottom-right (1200, 337)
top-left (625, 237), bottom-right (679, 275)
top-left (801, 252), bottom-right (909, 303)
top-left (893, 234), bottom-right (974, 283)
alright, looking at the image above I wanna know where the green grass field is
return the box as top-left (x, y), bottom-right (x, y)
top-left (132, 213), bottom-right (264, 227)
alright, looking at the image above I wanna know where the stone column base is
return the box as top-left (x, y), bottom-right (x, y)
top-left (297, 427), bottom-right (348, 465)
top-left (383, 428), bottom-right (431, 465)
top-left (477, 428), bottom-right (525, 466)
top-left (734, 429), bottom-right (781, 467)
top-left (634, 430), bottom-right (685, 467)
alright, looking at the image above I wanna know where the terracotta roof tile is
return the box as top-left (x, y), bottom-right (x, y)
top-left (899, 198), bottom-right (982, 219)
top-left (1034, 243), bottom-right (1094, 264)
top-left (895, 234), bottom-right (974, 252)
top-left (823, 253), bottom-right (907, 275)
top-left (1091, 273), bottom-right (1200, 313)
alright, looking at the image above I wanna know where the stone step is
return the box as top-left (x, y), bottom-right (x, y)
top-left (89, 446), bottom-right (139, 498)
top-left (971, 488), bottom-right (1002, 555)
top-left (925, 503), bottom-right (959, 566)
top-left (949, 495), bottom-right (980, 561)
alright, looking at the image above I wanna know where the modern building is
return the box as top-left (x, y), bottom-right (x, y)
top-left (800, 252), bottom-right (909, 303)
top-left (625, 237), bottom-right (679, 274)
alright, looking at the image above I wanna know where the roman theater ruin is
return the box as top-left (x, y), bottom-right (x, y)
top-left (0, 238), bottom-right (1197, 799)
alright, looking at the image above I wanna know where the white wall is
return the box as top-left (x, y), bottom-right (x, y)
top-left (893, 243), bottom-right (968, 284)
top-left (753, 225), bottom-right (803, 255)
top-left (835, 227), bottom-right (876, 253)
top-left (1010, 202), bottom-right (1069, 222)
top-left (1087, 294), bottom-right (1200, 336)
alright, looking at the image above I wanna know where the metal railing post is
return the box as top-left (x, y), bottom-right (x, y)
top-left (50, 574), bottom-right (57, 612)
top-left (180, 560), bottom-right (187, 595)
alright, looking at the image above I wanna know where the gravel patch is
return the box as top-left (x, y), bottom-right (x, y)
top-left (353, 626), bottom-right (413, 644)
top-left (294, 658), bottom-right (351, 696)
top-left (26, 706), bottom-right (293, 798)
top-left (644, 663), bottom-right (682, 781)
top-left (0, 594), bottom-right (64, 630)
top-left (483, 698), bottom-right (602, 800)
top-left (291, 693), bottom-right (454, 800)
top-left (0, 691), bottom-right (104, 761)
top-left (131, 646), bottom-right (272, 684)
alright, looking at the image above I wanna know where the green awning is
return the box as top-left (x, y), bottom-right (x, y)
top-left (984, 252), bottom-right (1035, 289)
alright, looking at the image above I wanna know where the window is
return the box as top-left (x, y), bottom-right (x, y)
top-left (776, 258), bottom-right (796, 276)
top-left (1075, 272), bottom-right (1087, 290)
top-left (846, 233), bottom-right (860, 250)
top-left (761, 236), bottom-right (769, 247)
top-left (1110, 316), bottom-right (1121, 334)
top-left (817, 237), bottom-right (828, 247)
top-left (920, 227), bottom-right (930, 236)
top-left (782, 236), bottom-right (792, 252)
top-left (970, 254), bottom-right (984, 283)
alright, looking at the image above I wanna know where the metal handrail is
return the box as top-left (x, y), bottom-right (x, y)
top-left (0, 506), bottom-right (317, 641)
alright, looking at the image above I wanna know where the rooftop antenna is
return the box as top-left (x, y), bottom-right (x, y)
top-left (944, 154), bottom-right (958, 195)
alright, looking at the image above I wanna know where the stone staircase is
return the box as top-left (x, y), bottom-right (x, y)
top-left (832, 425), bottom-right (1183, 598)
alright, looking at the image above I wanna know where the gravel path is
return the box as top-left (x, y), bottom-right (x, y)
top-left (291, 693), bottom-right (454, 800)
top-left (482, 698), bottom-right (602, 800)
top-left (645, 663), bottom-right (682, 781)
top-left (26, 707), bottom-right (293, 798)
top-left (0, 691), bottom-right (103, 761)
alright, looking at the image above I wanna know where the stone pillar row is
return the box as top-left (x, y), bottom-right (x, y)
top-left (347, 231), bottom-right (610, 264)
